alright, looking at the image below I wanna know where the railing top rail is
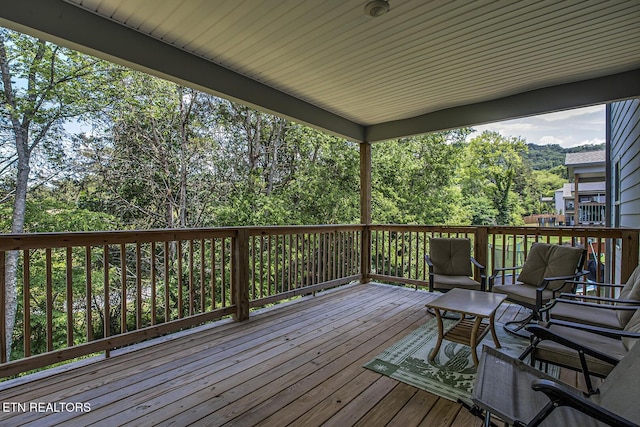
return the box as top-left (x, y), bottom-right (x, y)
top-left (0, 228), bottom-right (238, 251)
top-left (368, 224), bottom-right (477, 233)
top-left (487, 226), bottom-right (633, 238)
top-left (248, 224), bottom-right (365, 236)
top-left (0, 224), bottom-right (368, 251)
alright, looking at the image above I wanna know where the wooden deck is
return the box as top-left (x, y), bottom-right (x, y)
top-left (0, 283), bottom-right (587, 426)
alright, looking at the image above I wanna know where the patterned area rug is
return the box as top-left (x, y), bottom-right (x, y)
top-left (364, 317), bottom-right (541, 404)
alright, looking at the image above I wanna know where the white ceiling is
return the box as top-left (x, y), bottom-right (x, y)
top-left (1, 0), bottom-right (640, 142)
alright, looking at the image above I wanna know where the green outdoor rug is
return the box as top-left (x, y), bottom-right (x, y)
top-left (363, 317), bottom-right (549, 403)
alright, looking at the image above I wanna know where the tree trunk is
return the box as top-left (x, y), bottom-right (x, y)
top-left (4, 130), bottom-right (30, 361)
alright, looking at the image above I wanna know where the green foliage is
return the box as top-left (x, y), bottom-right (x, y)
top-left (462, 131), bottom-right (528, 225)
top-left (525, 142), bottom-right (606, 170)
top-left (372, 130), bottom-right (470, 224)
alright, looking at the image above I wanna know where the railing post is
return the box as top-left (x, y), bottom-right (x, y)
top-left (620, 229), bottom-right (640, 283)
top-left (360, 142), bottom-right (372, 284)
top-left (361, 225), bottom-right (371, 284)
top-left (474, 226), bottom-right (489, 282)
top-left (232, 228), bottom-right (250, 321)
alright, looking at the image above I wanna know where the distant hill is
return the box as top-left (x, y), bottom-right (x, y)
top-left (526, 143), bottom-right (606, 170)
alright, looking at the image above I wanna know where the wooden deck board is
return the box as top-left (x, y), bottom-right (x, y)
top-left (0, 283), bottom-right (585, 426)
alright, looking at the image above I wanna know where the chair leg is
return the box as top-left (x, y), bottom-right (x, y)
top-left (503, 312), bottom-right (535, 339)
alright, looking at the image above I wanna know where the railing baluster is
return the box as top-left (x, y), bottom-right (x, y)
top-left (151, 242), bottom-right (156, 325)
top-left (136, 242), bottom-right (142, 329)
top-left (222, 237), bottom-right (227, 308)
top-left (211, 237), bottom-right (217, 310)
top-left (177, 241), bottom-right (183, 318)
top-left (120, 244), bottom-right (126, 333)
top-left (46, 249), bottom-right (53, 352)
top-left (66, 247), bottom-right (73, 347)
top-left (188, 240), bottom-right (194, 316)
top-left (200, 239), bottom-right (205, 313)
top-left (103, 245), bottom-right (110, 358)
top-left (0, 251), bottom-right (5, 364)
top-left (164, 241), bottom-right (170, 322)
top-left (86, 246), bottom-right (93, 341)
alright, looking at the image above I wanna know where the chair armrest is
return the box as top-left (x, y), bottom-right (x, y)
top-left (553, 298), bottom-right (640, 309)
top-left (541, 272), bottom-right (589, 297)
top-left (424, 254), bottom-right (434, 268)
top-left (557, 293), bottom-right (640, 304)
top-left (470, 257), bottom-right (487, 291)
top-left (489, 265), bottom-right (523, 289)
top-left (547, 319), bottom-right (640, 340)
top-left (531, 379), bottom-right (638, 427)
top-left (534, 273), bottom-right (586, 310)
top-left (490, 265), bottom-right (524, 276)
top-left (525, 324), bottom-right (621, 366)
top-left (562, 280), bottom-right (625, 289)
top-left (470, 256), bottom-right (485, 271)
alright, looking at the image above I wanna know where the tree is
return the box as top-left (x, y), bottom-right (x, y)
top-left (0, 29), bottom-right (114, 359)
top-left (372, 130), bottom-right (470, 224)
top-left (82, 71), bottom-right (227, 229)
top-left (463, 131), bottom-right (528, 225)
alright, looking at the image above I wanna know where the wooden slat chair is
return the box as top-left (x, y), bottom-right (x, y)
top-left (489, 242), bottom-right (587, 337)
top-left (471, 342), bottom-right (640, 427)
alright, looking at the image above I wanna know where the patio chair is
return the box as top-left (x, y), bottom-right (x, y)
top-left (489, 242), bottom-right (586, 337)
top-left (542, 264), bottom-right (640, 330)
top-left (522, 306), bottom-right (640, 395)
top-left (425, 237), bottom-right (486, 293)
top-left (471, 343), bottom-right (640, 427)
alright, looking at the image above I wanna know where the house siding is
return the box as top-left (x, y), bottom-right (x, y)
top-left (610, 99), bottom-right (640, 228)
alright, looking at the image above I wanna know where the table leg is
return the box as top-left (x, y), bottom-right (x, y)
top-left (489, 311), bottom-right (501, 348)
top-left (470, 316), bottom-right (482, 366)
top-left (429, 308), bottom-right (444, 362)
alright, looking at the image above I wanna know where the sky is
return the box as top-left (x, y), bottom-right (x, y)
top-left (466, 104), bottom-right (606, 148)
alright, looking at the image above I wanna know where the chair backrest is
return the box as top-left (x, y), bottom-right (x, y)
top-left (429, 238), bottom-right (473, 277)
top-left (593, 324), bottom-right (640, 423)
top-left (617, 265), bottom-right (640, 326)
top-left (516, 243), bottom-right (584, 290)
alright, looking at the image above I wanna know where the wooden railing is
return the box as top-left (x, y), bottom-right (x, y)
top-left (368, 225), bottom-right (640, 294)
top-left (0, 224), bottom-right (638, 377)
top-left (0, 225), bottom-right (363, 377)
top-left (247, 226), bottom-right (363, 308)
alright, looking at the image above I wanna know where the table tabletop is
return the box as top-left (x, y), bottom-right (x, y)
top-left (426, 288), bottom-right (507, 318)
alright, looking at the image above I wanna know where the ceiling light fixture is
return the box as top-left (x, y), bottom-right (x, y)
top-left (365, 0), bottom-right (390, 17)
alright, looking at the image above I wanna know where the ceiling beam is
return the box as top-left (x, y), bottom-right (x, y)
top-left (365, 69), bottom-right (640, 142)
top-left (0, 0), bottom-right (365, 141)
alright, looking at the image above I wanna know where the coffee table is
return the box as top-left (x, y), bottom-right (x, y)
top-left (426, 288), bottom-right (507, 366)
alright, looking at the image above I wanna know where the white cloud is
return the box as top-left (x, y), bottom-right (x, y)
top-left (539, 136), bottom-right (565, 145)
top-left (466, 105), bottom-right (606, 148)
top-left (537, 105), bottom-right (604, 122)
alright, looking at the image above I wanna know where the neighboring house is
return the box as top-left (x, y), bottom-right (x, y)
top-left (555, 150), bottom-right (606, 225)
top-left (608, 99), bottom-right (640, 229)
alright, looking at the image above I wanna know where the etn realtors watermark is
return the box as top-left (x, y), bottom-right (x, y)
top-left (2, 402), bottom-right (91, 413)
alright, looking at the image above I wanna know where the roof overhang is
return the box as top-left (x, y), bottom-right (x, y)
top-left (1, 0), bottom-right (639, 142)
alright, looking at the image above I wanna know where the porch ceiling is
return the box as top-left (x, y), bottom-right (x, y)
top-left (1, 0), bottom-right (640, 142)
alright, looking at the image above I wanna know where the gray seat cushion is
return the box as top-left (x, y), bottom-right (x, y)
top-left (550, 301), bottom-right (625, 330)
top-left (532, 324), bottom-right (627, 377)
top-left (492, 283), bottom-right (555, 307)
top-left (432, 273), bottom-right (481, 290)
